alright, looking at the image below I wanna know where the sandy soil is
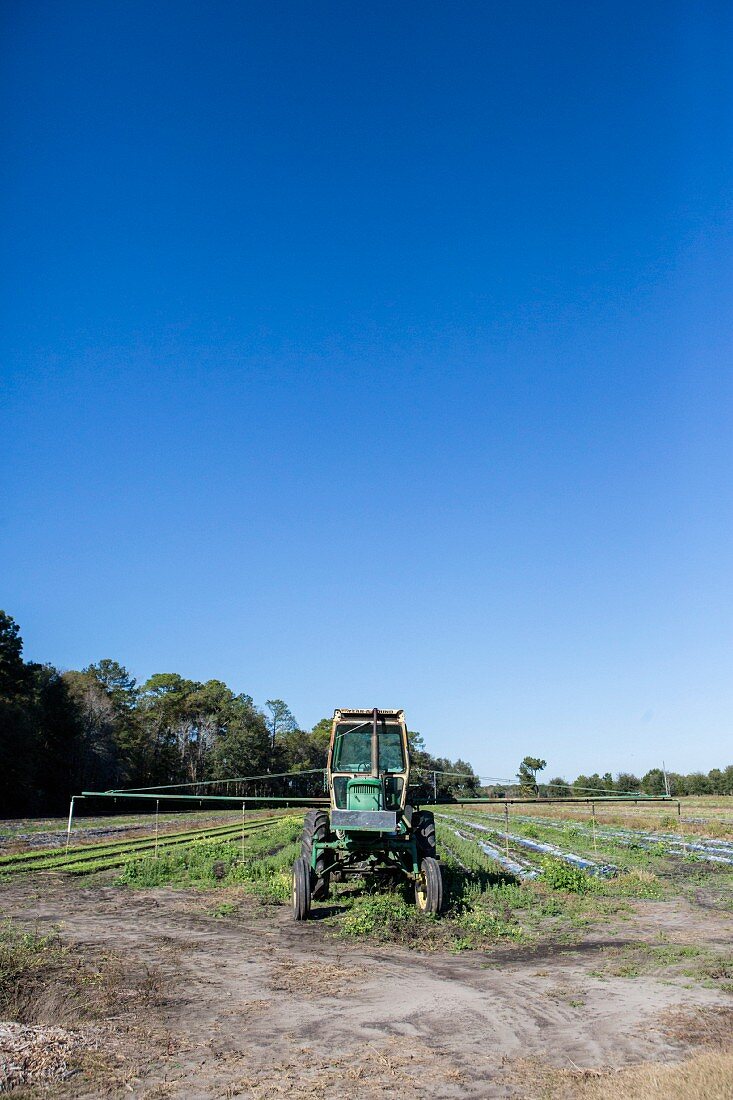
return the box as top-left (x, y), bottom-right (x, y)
top-left (1, 876), bottom-right (731, 1098)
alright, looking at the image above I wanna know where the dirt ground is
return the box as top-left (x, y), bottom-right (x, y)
top-left (1, 874), bottom-right (732, 1099)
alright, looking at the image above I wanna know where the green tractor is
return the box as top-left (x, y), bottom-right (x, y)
top-left (291, 708), bottom-right (443, 920)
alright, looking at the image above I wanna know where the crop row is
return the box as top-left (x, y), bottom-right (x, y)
top-left (437, 813), bottom-right (619, 879)
top-left (453, 810), bottom-right (733, 866)
top-left (0, 815), bottom-right (284, 867)
top-left (0, 816), bottom-right (290, 876)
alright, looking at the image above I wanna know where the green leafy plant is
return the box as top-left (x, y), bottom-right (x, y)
top-left (540, 858), bottom-right (595, 894)
top-left (339, 894), bottom-right (425, 939)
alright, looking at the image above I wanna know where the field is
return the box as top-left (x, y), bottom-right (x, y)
top-left (0, 797), bottom-right (731, 1098)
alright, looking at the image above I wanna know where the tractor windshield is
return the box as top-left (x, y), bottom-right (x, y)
top-left (332, 721), bottom-right (405, 773)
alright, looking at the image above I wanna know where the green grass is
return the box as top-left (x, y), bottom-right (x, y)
top-left (590, 942), bottom-right (733, 990)
top-left (337, 893), bottom-right (431, 940)
top-left (326, 855), bottom-right (628, 951)
top-left (121, 816), bottom-right (302, 900)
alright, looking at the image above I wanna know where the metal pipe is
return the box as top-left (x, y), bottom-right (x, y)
top-left (81, 791), bottom-right (328, 804)
top-left (65, 797), bottom-right (76, 854)
top-left (77, 790), bottom-right (674, 807)
top-left (105, 767), bottom-right (326, 794)
top-left (371, 707), bottom-right (379, 778)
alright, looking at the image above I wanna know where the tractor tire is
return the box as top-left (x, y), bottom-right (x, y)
top-left (300, 809), bottom-right (319, 858)
top-left (292, 856), bottom-right (312, 921)
top-left (312, 809), bottom-right (329, 842)
top-left (312, 853), bottom-right (330, 901)
top-left (414, 810), bottom-right (437, 858)
top-left (415, 856), bottom-right (443, 915)
top-left (311, 810), bottom-right (331, 901)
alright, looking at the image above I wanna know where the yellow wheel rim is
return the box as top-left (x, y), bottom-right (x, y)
top-left (416, 872), bottom-right (428, 911)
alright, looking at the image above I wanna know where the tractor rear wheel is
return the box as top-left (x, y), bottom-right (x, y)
top-left (292, 856), bottom-right (312, 920)
top-left (415, 856), bottom-right (443, 915)
top-left (311, 811), bottom-right (331, 900)
top-left (312, 852), bottom-right (330, 900)
top-left (414, 810), bottom-right (437, 857)
top-left (300, 809), bottom-right (319, 858)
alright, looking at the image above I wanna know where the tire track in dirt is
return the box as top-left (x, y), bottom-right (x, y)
top-left (1, 877), bottom-right (731, 1097)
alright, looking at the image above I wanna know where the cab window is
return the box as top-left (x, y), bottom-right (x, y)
top-left (332, 721), bottom-right (405, 773)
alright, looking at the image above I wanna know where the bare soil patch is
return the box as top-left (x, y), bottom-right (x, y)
top-left (0, 875), bottom-right (730, 1097)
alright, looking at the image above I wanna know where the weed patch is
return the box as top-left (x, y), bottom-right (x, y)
top-left (541, 858), bottom-right (597, 893)
top-left (121, 817), bottom-right (302, 900)
top-left (611, 868), bottom-right (664, 899)
top-left (338, 894), bottom-right (429, 942)
top-left (0, 917), bottom-right (160, 1028)
top-left (595, 942), bottom-right (733, 989)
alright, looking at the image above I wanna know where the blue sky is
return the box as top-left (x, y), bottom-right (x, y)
top-left (2, 1), bottom-right (731, 781)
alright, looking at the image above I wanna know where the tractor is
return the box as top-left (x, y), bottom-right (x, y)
top-left (291, 708), bottom-right (443, 919)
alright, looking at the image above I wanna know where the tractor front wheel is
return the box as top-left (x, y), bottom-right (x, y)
top-left (414, 810), bottom-right (437, 857)
top-left (292, 856), bottom-right (312, 921)
top-left (415, 856), bottom-right (443, 915)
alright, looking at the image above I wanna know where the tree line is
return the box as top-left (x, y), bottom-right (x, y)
top-left (0, 611), bottom-right (480, 816)
top-left (541, 768), bottom-right (733, 798)
top-left (495, 755), bottom-right (733, 798)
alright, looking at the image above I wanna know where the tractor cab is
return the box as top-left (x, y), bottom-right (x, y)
top-left (328, 708), bottom-right (409, 830)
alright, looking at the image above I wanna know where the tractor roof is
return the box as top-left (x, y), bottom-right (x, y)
top-left (333, 708), bottom-right (404, 721)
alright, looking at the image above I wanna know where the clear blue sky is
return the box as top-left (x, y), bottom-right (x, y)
top-left (2, 1), bottom-right (731, 781)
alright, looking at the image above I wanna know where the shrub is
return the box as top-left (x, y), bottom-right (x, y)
top-left (455, 906), bottom-right (523, 940)
top-left (540, 858), bottom-right (595, 894)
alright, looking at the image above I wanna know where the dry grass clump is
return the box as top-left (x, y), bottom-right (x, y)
top-left (269, 962), bottom-right (371, 995)
top-left (661, 1005), bottom-right (733, 1050)
top-left (512, 1051), bottom-right (733, 1100)
top-left (0, 918), bottom-right (165, 1027)
top-left (616, 868), bottom-right (658, 887)
top-left (0, 1020), bottom-right (99, 1092)
top-left (513, 1004), bottom-right (733, 1099)
top-left (552, 1051), bottom-right (733, 1099)
top-left (0, 923), bottom-right (64, 1022)
top-left (217, 1037), bottom-right (464, 1098)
